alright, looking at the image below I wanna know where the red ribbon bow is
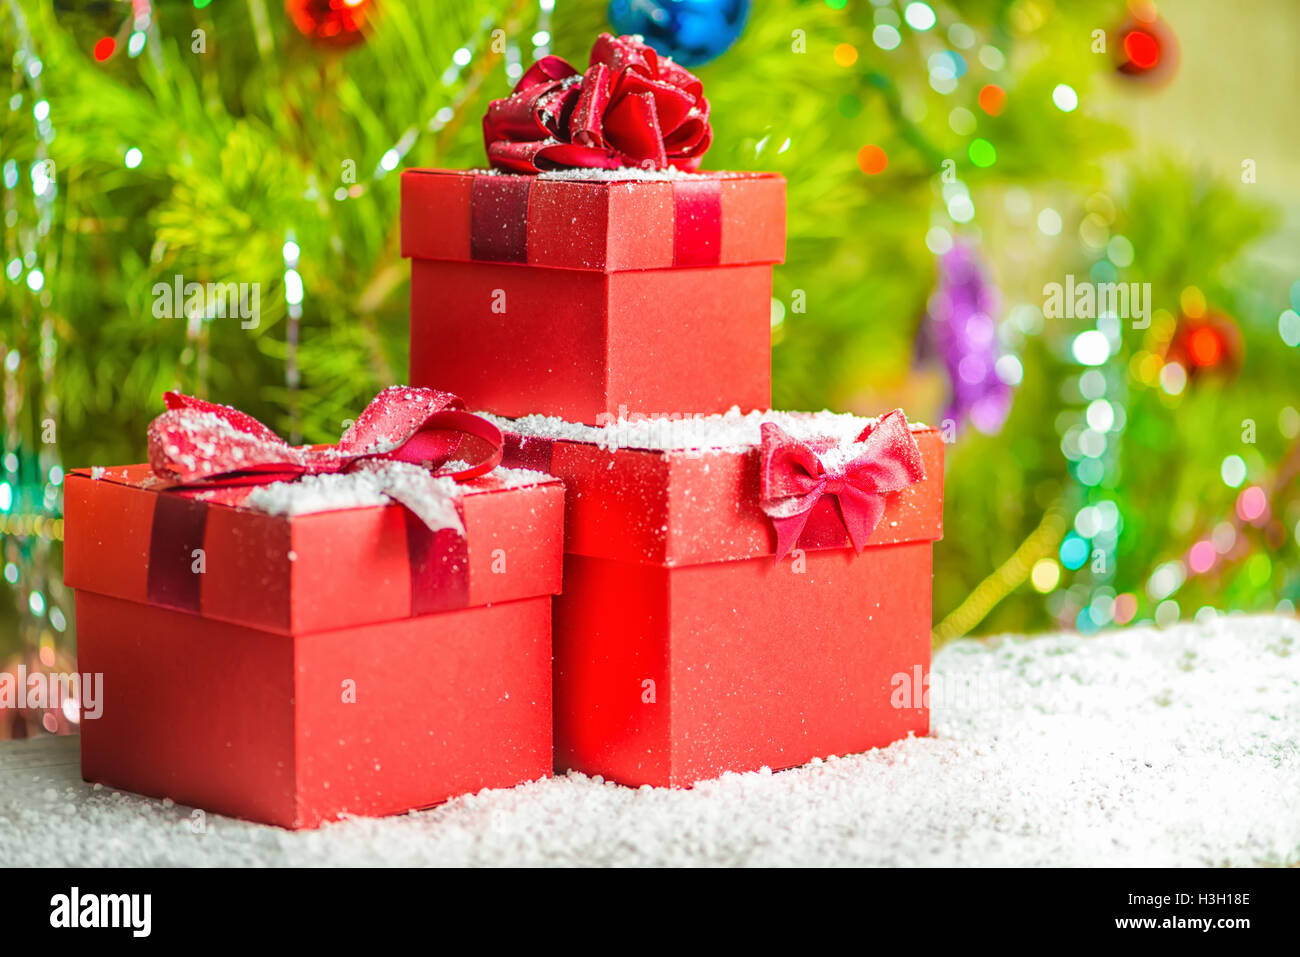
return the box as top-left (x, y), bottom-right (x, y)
top-left (760, 410), bottom-right (926, 562)
top-left (483, 33), bottom-right (712, 174)
top-left (148, 387), bottom-right (503, 530)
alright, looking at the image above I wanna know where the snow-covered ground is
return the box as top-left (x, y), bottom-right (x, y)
top-left (2, 615), bottom-right (1296, 866)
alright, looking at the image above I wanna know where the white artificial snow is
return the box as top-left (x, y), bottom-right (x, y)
top-left (244, 469), bottom-right (396, 515)
top-left (477, 165), bottom-right (709, 182)
top-left (478, 465), bottom-right (556, 488)
top-left (537, 166), bottom-right (698, 182)
top-left (242, 462), bottom-right (555, 519)
top-left (2, 615), bottom-right (1296, 867)
top-left (484, 407), bottom-right (931, 454)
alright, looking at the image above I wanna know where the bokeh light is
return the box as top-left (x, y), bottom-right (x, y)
top-left (1031, 558), bottom-right (1061, 592)
top-left (1112, 593), bottom-right (1138, 625)
top-left (1187, 540), bottom-right (1216, 575)
top-left (1060, 533), bottom-right (1089, 570)
top-left (904, 2), bottom-right (937, 31)
top-left (1154, 599), bottom-right (1180, 627)
top-left (978, 84), bottom-right (1005, 116)
top-left (1072, 330), bottom-right (1110, 366)
top-left (968, 138), bottom-right (997, 167)
top-left (1220, 454), bottom-right (1246, 488)
top-left (1052, 84), bottom-right (1079, 112)
top-left (1278, 309), bottom-right (1300, 347)
top-left (1159, 362), bottom-right (1187, 395)
top-left (1123, 30), bottom-right (1161, 70)
top-left (873, 25), bottom-right (902, 51)
top-left (857, 144), bottom-right (888, 175)
top-left (1236, 486), bottom-right (1268, 524)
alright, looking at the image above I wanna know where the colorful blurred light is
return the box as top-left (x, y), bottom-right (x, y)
top-left (1154, 599), bottom-right (1180, 627)
top-left (1212, 521), bottom-right (1236, 554)
top-left (979, 45), bottom-right (1005, 70)
top-left (1147, 560), bottom-right (1185, 600)
top-left (1246, 552), bottom-right (1272, 587)
top-left (1060, 533), bottom-right (1089, 570)
top-left (833, 44), bottom-right (858, 67)
top-left (1107, 235), bottom-right (1134, 267)
top-left (1180, 285), bottom-right (1206, 318)
top-left (857, 145), bottom-right (888, 175)
top-left (873, 25), bottom-right (902, 50)
top-left (1159, 362), bottom-right (1186, 395)
top-left (93, 37), bottom-right (115, 62)
top-left (1051, 84), bottom-right (1079, 112)
top-left (904, 2), bottom-right (937, 31)
top-left (1122, 30), bottom-right (1160, 69)
top-left (978, 84), bottom-right (1005, 116)
top-left (1071, 330), bottom-right (1110, 366)
top-left (1031, 558), bottom-right (1061, 592)
top-left (1220, 454), bottom-right (1246, 488)
top-left (949, 107), bottom-right (976, 135)
top-left (1187, 540), bottom-right (1217, 575)
top-left (1236, 486), bottom-right (1268, 524)
top-left (1085, 399), bottom-right (1114, 431)
top-left (1187, 326), bottom-right (1223, 366)
top-left (1279, 309), bottom-right (1300, 347)
top-left (1280, 406), bottom-right (1300, 439)
top-left (968, 138), bottom-right (997, 167)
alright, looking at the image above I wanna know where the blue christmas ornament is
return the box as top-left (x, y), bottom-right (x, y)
top-left (607, 0), bottom-right (751, 67)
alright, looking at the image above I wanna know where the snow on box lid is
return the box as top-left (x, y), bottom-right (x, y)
top-left (62, 461), bottom-right (564, 635)
top-left (400, 167), bottom-right (785, 272)
top-left (488, 408), bottom-right (945, 568)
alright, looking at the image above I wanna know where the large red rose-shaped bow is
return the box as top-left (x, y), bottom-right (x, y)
top-left (483, 33), bottom-right (712, 173)
top-left (148, 387), bottom-right (503, 530)
top-left (760, 410), bottom-right (926, 562)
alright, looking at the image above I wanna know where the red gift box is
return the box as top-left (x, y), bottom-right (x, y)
top-left (64, 463), bottom-right (564, 829)
top-left (496, 411), bottom-right (944, 787)
top-left (402, 168), bottom-right (785, 424)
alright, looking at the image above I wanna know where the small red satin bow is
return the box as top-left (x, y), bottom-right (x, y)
top-left (148, 387), bottom-right (503, 528)
top-left (760, 410), bottom-right (925, 562)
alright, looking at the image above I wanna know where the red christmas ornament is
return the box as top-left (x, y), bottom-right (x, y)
top-left (1112, 8), bottom-right (1178, 85)
top-left (1166, 311), bottom-right (1243, 380)
top-left (285, 0), bottom-right (371, 46)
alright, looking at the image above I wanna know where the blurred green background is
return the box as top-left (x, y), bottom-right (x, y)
top-left (2, 0), bottom-right (1298, 736)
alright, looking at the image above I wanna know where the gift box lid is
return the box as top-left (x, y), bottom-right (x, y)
top-left (491, 409), bottom-right (944, 568)
top-left (400, 168), bottom-right (785, 273)
top-left (64, 462), bottom-right (564, 636)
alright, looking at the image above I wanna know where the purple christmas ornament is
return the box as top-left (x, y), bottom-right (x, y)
top-left (926, 242), bottom-right (1014, 435)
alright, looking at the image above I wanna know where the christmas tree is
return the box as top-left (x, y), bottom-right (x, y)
top-left (2, 0), bottom-right (1297, 737)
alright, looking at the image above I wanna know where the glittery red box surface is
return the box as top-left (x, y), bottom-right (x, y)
top-left (501, 424), bottom-right (945, 787)
top-left (402, 168), bottom-right (785, 425)
top-left (64, 466), bottom-right (563, 828)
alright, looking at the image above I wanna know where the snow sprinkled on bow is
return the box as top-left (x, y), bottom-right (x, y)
top-left (760, 409), bottom-right (926, 562)
top-left (147, 387), bottom-right (503, 531)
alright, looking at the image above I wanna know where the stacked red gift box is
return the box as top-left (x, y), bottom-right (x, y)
top-left (63, 34), bottom-right (943, 827)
